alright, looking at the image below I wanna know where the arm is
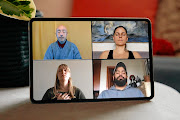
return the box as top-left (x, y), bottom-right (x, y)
top-left (44, 45), bottom-right (54, 59)
top-left (133, 51), bottom-right (142, 58)
top-left (73, 44), bottom-right (82, 59)
top-left (99, 51), bottom-right (109, 59)
top-left (42, 88), bottom-right (54, 100)
top-left (97, 91), bottom-right (105, 99)
top-left (75, 88), bottom-right (86, 99)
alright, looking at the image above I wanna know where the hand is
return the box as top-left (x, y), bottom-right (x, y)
top-left (57, 93), bottom-right (71, 100)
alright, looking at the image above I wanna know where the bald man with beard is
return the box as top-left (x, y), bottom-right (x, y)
top-left (44, 25), bottom-right (82, 59)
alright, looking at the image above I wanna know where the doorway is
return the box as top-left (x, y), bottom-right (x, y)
top-left (106, 66), bottom-right (115, 89)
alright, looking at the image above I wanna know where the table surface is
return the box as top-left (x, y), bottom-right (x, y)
top-left (0, 82), bottom-right (180, 120)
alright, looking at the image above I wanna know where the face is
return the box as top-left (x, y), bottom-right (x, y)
top-left (57, 66), bottom-right (70, 82)
top-left (113, 27), bottom-right (128, 46)
top-left (114, 67), bottom-right (127, 81)
top-left (56, 25), bottom-right (67, 42)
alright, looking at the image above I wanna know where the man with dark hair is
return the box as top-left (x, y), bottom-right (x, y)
top-left (44, 25), bottom-right (81, 59)
top-left (98, 62), bottom-right (144, 98)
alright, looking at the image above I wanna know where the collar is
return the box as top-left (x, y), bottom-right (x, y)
top-left (110, 85), bottom-right (131, 91)
top-left (57, 40), bottom-right (67, 48)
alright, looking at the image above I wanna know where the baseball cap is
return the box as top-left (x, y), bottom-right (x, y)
top-left (113, 62), bottom-right (127, 74)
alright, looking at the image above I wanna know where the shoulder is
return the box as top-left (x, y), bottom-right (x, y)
top-left (67, 41), bottom-right (76, 46)
top-left (74, 86), bottom-right (86, 99)
top-left (132, 51), bottom-right (141, 58)
top-left (100, 89), bottom-right (111, 96)
top-left (48, 42), bottom-right (57, 48)
top-left (74, 87), bottom-right (82, 93)
top-left (49, 87), bottom-right (54, 90)
top-left (48, 87), bottom-right (54, 91)
top-left (99, 50), bottom-right (110, 59)
top-left (50, 41), bottom-right (57, 46)
top-left (67, 41), bottom-right (79, 48)
top-left (42, 87), bottom-right (54, 100)
top-left (128, 87), bottom-right (144, 95)
top-left (46, 87), bottom-right (54, 93)
top-left (97, 90), bottom-right (110, 98)
top-left (101, 90), bottom-right (109, 94)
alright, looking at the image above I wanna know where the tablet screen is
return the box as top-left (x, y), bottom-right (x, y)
top-left (30, 18), bottom-right (154, 103)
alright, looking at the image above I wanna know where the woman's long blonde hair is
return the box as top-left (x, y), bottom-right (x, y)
top-left (52, 64), bottom-right (76, 99)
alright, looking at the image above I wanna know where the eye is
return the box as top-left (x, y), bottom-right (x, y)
top-left (122, 71), bottom-right (126, 74)
top-left (62, 30), bottom-right (66, 33)
top-left (122, 33), bottom-right (126, 36)
top-left (115, 33), bottom-right (119, 36)
top-left (115, 71), bottom-right (120, 74)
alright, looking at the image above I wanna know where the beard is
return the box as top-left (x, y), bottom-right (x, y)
top-left (58, 37), bottom-right (66, 44)
top-left (114, 75), bottom-right (127, 87)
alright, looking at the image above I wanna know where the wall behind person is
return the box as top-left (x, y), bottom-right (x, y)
top-left (32, 21), bottom-right (92, 59)
top-left (33, 60), bottom-right (93, 100)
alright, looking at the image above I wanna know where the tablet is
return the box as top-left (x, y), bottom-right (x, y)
top-left (30, 18), bottom-right (154, 103)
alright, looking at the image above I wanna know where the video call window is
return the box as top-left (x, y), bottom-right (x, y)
top-left (30, 18), bottom-right (153, 102)
top-left (33, 60), bottom-right (93, 100)
top-left (92, 21), bottom-right (149, 59)
top-left (93, 59), bottom-right (151, 99)
top-left (32, 21), bottom-right (92, 60)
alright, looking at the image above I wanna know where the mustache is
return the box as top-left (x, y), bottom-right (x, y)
top-left (117, 75), bottom-right (124, 79)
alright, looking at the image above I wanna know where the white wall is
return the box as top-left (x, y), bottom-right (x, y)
top-left (33, 60), bottom-right (93, 100)
top-left (99, 59), bottom-right (146, 93)
top-left (93, 43), bottom-right (149, 51)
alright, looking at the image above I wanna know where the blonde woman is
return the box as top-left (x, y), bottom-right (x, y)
top-left (99, 26), bottom-right (141, 59)
top-left (42, 64), bottom-right (85, 100)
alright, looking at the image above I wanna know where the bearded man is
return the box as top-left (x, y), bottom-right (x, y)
top-left (98, 62), bottom-right (144, 98)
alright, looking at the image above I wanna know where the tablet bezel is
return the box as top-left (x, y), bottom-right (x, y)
top-left (29, 18), bottom-right (154, 103)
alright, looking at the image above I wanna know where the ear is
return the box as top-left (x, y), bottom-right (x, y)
top-left (113, 75), bottom-right (115, 81)
top-left (126, 37), bottom-right (128, 42)
top-left (56, 31), bottom-right (58, 37)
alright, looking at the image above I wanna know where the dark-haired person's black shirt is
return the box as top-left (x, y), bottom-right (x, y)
top-left (107, 50), bottom-right (135, 59)
top-left (42, 87), bottom-right (86, 100)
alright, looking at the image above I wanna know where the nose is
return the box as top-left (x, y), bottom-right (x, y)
top-left (119, 72), bottom-right (124, 76)
top-left (62, 70), bottom-right (66, 74)
top-left (119, 35), bottom-right (122, 38)
top-left (119, 75), bottom-right (124, 79)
